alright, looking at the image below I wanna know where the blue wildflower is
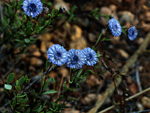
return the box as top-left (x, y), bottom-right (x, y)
top-left (82, 47), bottom-right (98, 66)
top-left (128, 26), bottom-right (138, 41)
top-left (22, 0), bottom-right (43, 18)
top-left (67, 49), bottom-right (86, 69)
top-left (47, 44), bottom-right (68, 66)
top-left (108, 18), bottom-right (122, 36)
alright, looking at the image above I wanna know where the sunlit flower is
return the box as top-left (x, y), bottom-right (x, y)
top-left (22, 0), bottom-right (43, 17)
top-left (67, 49), bottom-right (85, 69)
top-left (82, 47), bottom-right (98, 66)
top-left (47, 44), bottom-right (68, 66)
top-left (108, 18), bottom-right (122, 36)
top-left (128, 26), bottom-right (138, 41)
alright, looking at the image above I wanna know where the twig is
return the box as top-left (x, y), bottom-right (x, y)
top-left (88, 33), bottom-right (150, 113)
top-left (136, 62), bottom-right (142, 92)
top-left (99, 87), bottom-right (150, 113)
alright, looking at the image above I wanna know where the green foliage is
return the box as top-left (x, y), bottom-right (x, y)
top-left (7, 73), bottom-right (15, 84)
top-left (4, 84), bottom-right (12, 90)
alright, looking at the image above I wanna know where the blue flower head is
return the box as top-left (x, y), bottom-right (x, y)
top-left (67, 49), bottom-right (86, 69)
top-left (47, 44), bottom-right (68, 66)
top-left (128, 26), bottom-right (138, 41)
top-left (108, 18), bottom-right (122, 36)
top-left (22, 0), bottom-right (43, 18)
top-left (82, 47), bottom-right (98, 66)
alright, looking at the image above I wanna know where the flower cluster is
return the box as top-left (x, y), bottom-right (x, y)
top-left (22, 0), bottom-right (43, 18)
top-left (108, 18), bottom-right (138, 40)
top-left (47, 44), bottom-right (98, 69)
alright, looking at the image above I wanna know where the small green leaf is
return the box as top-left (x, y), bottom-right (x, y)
top-left (41, 70), bottom-right (44, 86)
top-left (102, 37), bottom-right (111, 42)
top-left (46, 60), bottom-right (50, 70)
top-left (95, 33), bottom-right (102, 46)
top-left (77, 69), bottom-right (83, 77)
top-left (16, 76), bottom-right (25, 86)
top-left (15, 85), bottom-right (21, 91)
top-left (122, 29), bottom-right (127, 36)
top-left (7, 73), bottom-right (15, 84)
top-left (4, 84), bottom-right (12, 90)
top-left (42, 90), bottom-right (57, 95)
top-left (24, 39), bottom-right (30, 43)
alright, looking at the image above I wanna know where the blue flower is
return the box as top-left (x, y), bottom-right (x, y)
top-left (22, 0), bottom-right (43, 18)
top-left (47, 44), bottom-right (68, 66)
top-left (128, 26), bottom-right (138, 41)
top-left (82, 47), bottom-right (98, 66)
top-left (108, 18), bottom-right (122, 36)
top-left (67, 49), bottom-right (86, 69)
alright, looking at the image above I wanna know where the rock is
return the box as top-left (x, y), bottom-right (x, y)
top-left (145, 12), bottom-right (150, 22)
top-left (33, 51), bottom-right (41, 57)
top-left (136, 38), bottom-right (144, 45)
top-left (142, 97), bottom-right (150, 108)
top-left (81, 94), bottom-right (101, 105)
top-left (30, 57), bottom-right (43, 66)
top-left (109, 5), bottom-right (117, 13)
top-left (53, 0), bottom-right (70, 11)
top-left (71, 25), bottom-right (82, 41)
top-left (100, 7), bottom-right (112, 25)
top-left (119, 11), bottom-right (135, 26)
top-left (117, 49), bottom-right (129, 59)
top-left (129, 83), bottom-right (138, 94)
top-left (88, 33), bottom-right (97, 43)
top-left (70, 37), bottom-right (87, 49)
top-left (41, 41), bottom-right (53, 53)
top-left (38, 33), bottom-right (53, 41)
top-left (100, 7), bottom-right (111, 15)
top-left (59, 68), bottom-right (69, 77)
top-left (86, 75), bottom-right (101, 87)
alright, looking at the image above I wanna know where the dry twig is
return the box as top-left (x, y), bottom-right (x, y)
top-left (88, 32), bottom-right (150, 113)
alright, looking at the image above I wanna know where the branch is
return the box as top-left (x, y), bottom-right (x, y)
top-left (99, 87), bottom-right (150, 113)
top-left (88, 32), bottom-right (150, 113)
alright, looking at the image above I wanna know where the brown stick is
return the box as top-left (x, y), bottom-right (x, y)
top-left (99, 87), bottom-right (150, 113)
top-left (88, 32), bottom-right (150, 113)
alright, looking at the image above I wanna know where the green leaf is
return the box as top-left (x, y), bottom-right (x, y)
top-left (41, 70), bottom-right (44, 86)
top-left (95, 33), bottom-right (102, 46)
top-left (43, 78), bottom-right (55, 91)
top-left (15, 85), bottom-right (21, 91)
top-left (24, 39), bottom-right (30, 43)
top-left (4, 84), bottom-right (12, 90)
top-left (76, 69), bottom-right (83, 77)
top-left (7, 73), bottom-right (15, 84)
top-left (16, 76), bottom-right (25, 86)
top-left (42, 90), bottom-right (57, 95)
top-left (122, 29), bottom-right (127, 36)
top-left (46, 60), bottom-right (50, 70)
top-left (102, 37), bottom-right (111, 42)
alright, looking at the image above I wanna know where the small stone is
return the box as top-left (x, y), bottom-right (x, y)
top-left (109, 5), bottom-right (117, 13)
top-left (59, 68), bottom-right (69, 77)
top-left (71, 25), bottom-right (82, 41)
top-left (119, 11), bottom-right (135, 26)
top-left (88, 33), bottom-right (97, 43)
top-left (136, 38), bottom-right (144, 45)
top-left (100, 7), bottom-right (111, 15)
top-left (30, 57), bottom-right (43, 66)
top-left (142, 97), bottom-right (150, 108)
top-left (33, 51), bottom-right (41, 57)
top-left (100, 7), bottom-right (112, 25)
top-left (117, 49), bottom-right (129, 59)
top-left (39, 33), bottom-right (52, 41)
top-left (70, 37), bottom-right (87, 49)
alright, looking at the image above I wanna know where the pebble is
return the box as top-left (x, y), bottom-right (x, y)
top-left (117, 49), bottom-right (129, 59)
